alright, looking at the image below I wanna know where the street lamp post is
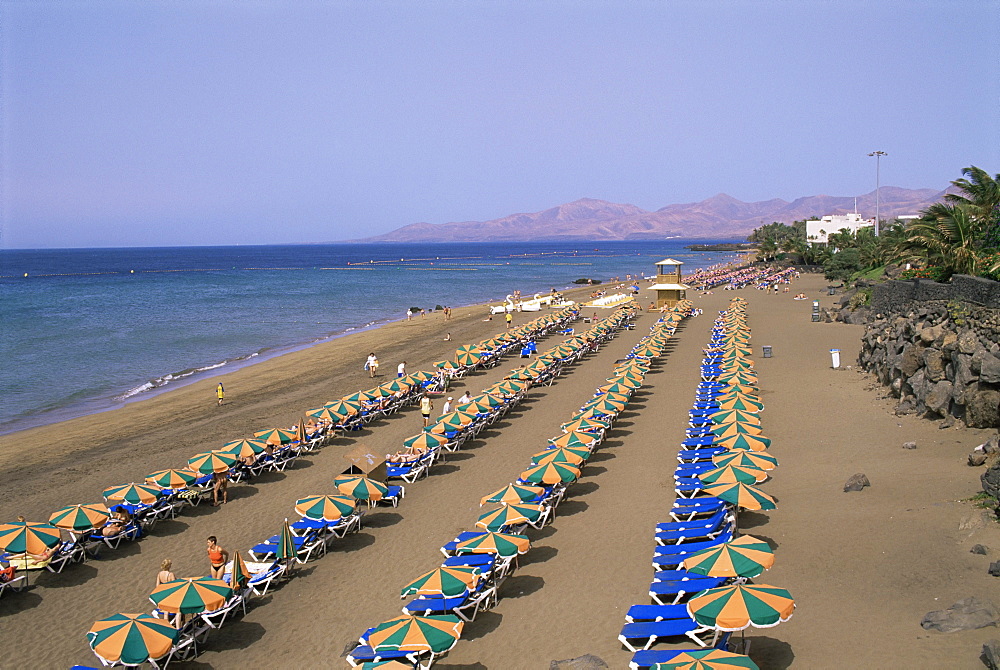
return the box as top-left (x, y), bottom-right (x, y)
top-left (868, 151), bottom-right (887, 236)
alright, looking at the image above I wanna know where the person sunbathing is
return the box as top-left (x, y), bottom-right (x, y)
top-left (102, 506), bottom-right (132, 537)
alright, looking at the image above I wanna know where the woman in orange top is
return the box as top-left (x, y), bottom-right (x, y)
top-left (206, 536), bottom-right (228, 579)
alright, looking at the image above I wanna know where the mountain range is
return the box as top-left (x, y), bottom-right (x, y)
top-left (352, 186), bottom-right (947, 243)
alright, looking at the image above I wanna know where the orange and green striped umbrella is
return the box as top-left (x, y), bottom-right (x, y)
top-left (401, 566), bottom-right (480, 598)
top-left (712, 450), bottom-right (778, 471)
top-left (334, 474), bottom-right (388, 501)
top-left (700, 481), bottom-right (776, 511)
top-left (714, 433), bottom-right (771, 452)
top-left (596, 382), bottom-right (635, 397)
top-left (455, 350), bottom-right (484, 366)
top-left (325, 399), bottom-right (362, 416)
top-left (403, 432), bottom-right (449, 451)
top-left (716, 373), bottom-right (757, 386)
top-left (187, 451), bottom-right (238, 475)
top-left (697, 463), bottom-right (767, 485)
top-left (149, 577), bottom-right (232, 614)
top-left (307, 407), bottom-right (344, 423)
top-left (454, 531), bottom-right (530, 557)
top-left (709, 409), bottom-right (760, 425)
top-left (434, 359), bottom-right (462, 370)
top-left (575, 406), bottom-right (615, 421)
top-left (582, 396), bottom-right (627, 415)
top-left (681, 535), bottom-right (775, 579)
top-left (604, 374), bottom-right (642, 389)
top-left (548, 431), bottom-right (599, 449)
top-left (103, 483), bottom-right (162, 505)
top-left (229, 551), bottom-right (249, 589)
top-left (254, 427), bottom-right (299, 445)
top-left (710, 422), bottom-right (763, 438)
top-left (531, 446), bottom-right (588, 467)
top-left (345, 389), bottom-right (381, 403)
top-left (295, 494), bottom-right (356, 521)
top-left (145, 468), bottom-right (200, 489)
top-left (219, 439), bottom-right (268, 460)
top-left (476, 504), bottom-right (544, 531)
top-left (0, 520), bottom-right (62, 554)
top-left (428, 410), bottom-right (476, 434)
top-left (650, 649), bottom-right (759, 670)
top-left (506, 366), bottom-right (542, 381)
top-left (713, 396), bottom-right (764, 412)
top-left (379, 379), bottom-right (412, 394)
top-left (686, 583), bottom-right (795, 632)
top-left (486, 379), bottom-right (528, 397)
top-left (87, 613), bottom-right (178, 666)
top-left (49, 503), bottom-right (110, 532)
top-left (480, 484), bottom-right (545, 506)
top-left (519, 462), bottom-right (581, 485)
top-left (560, 417), bottom-right (611, 433)
top-left (367, 614), bottom-right (464, 654)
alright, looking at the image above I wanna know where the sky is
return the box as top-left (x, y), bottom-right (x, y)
top-left (1, 0), bottom-right (998, 249)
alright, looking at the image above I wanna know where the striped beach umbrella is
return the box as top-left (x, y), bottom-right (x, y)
top-left (596, 382), bottom-right (635, 397)
top-left (294, 494), bottom-right (356, 521)
top-left (367, 614), bottom-right (464, 654)
top-left (49, 503), bottom-right (110, 532)
top-left (709, 409), bottom-right (760, 425)
top-left (187, 451), bottom-right (238, 475)
top-left (145, 468), bottom-right (200, 489)
top-left (713, 396), bottom-right (764, 412)
top-left (700, 482), bottom-right (776, 511)
top-left (519, 462), bottom-right (581, 485)
top-left (506, 366), bottom-right (542, 381)
top-left (531, 446), bottom-right (589, 467)
top-left (380, 378), bottom-right (412, 394)
top-left (254, 427), bottom-right (298, 445)
top-left (548, 431), bottom-right (599, 449)
top-left (103, 483), bottom-right (162, 505)
top-left (697, 464), bottom-right (768, 485)
top-left (325, 399), bottom-right (362, 417)
top-left (334, 474), bottom-right (388, 501)
top-left (714, 433), bottom-right (771, 452)
top-left (401, 566), bottom-right (480, 598)
top-left (307, 407), bottom-right (343, 423)
top-left (681, 535), bottom-right (775, 579)
top-left (686, 583), bottom-right (795, 632)
top-left (87, 613), bottom-right (178, 667)
top-left (583, 397), bottom-right (627, 415)
top-left (403, 432), bottom-right (450, 451)
top-left (219, 439), bottom-right (268, 460)
top-left (605, 374), bottom-right (642, 389)
top-left (454, 531), bottom-right (530, 557)
top-left (560, 417), bottom-right (611, 433)
top-left (149, 577), bottom-right (232, 614)
top-left (476, 504), bottom-right (544, 531)
top-left (454, 350), bottom-right (484, 367)
top-left (229, 551), bottom-right (250, 590)
top-left (276, 519), bottom-right (296, 563)
top-left (710, 423), bottom-right (763, 438)
top-left (0, 520), bottom-right (62, 554)
top-left (650, 649), bottom-right (759, 670)
top-left (712, 450), bottom-right (778, 471)
top-left (480, 484), bottom-right (546, 506)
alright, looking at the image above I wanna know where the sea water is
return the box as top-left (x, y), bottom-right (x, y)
top-left (0, 241), bottom-right (737, 433)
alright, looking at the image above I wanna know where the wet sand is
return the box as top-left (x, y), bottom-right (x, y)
top-left (1, 273), bottom-right (998, 669)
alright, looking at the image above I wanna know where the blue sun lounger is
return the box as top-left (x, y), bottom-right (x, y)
top-left (625, 603), bottom-right (691, 622)
top-left (628, 638), bottom-right (732, 669)
top-left (618, 617), bottom-right (715, 651)
top-left (655, 509), bottom-right (729, 534)
top-left (649, 576), bottom-right (727, 605)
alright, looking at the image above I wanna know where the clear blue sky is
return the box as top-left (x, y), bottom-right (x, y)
top-left (2, 0), bottom-right (997, 248)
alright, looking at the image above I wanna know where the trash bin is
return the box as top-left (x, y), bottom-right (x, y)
top-left (830, 349), bottom-right (841, 368)
top-left (828, 287), bottom-right (836, 296)
top-left (762, 346), bottom-right (772, 358)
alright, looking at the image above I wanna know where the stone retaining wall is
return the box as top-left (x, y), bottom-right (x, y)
top-left (859, 276), bottom-right (1000, 428)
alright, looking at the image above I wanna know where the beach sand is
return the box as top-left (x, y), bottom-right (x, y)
top-left (1, 273), bottom-right (998, 669)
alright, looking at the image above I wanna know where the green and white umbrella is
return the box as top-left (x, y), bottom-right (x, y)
top-left (686, 583), bottom-right (795, 632)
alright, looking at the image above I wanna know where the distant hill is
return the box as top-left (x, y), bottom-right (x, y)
top-left (350, 187), bottom-right (946, 243)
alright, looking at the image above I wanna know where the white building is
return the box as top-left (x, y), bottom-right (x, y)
top-left (805, 213), bottom-right (875, 246)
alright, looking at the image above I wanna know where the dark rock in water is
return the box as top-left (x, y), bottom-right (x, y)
top-left (971, 452), bottom-right (989, 467)
top-left (982, 640), bottom-right (1000, 670)
top-left (550, 655), bottom-right (609, 670)
top-left (990, 562), bottom-right (1000, 577)
top-left (903, 441), bottom-right (918, 450)
top-left (973, 544), bottom-right (990, 555)
top-left (920, 597), bottom-right (1000, 632)
top-left (844, 473), bottom-right (871, 492)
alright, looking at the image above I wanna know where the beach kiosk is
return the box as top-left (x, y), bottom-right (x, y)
top-left (341, 443), bottom-right (387, 481)
top-left (647, 258), bottom-right (690, 309)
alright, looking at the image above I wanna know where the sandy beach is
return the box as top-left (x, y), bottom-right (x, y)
top-left (2, 272), bottom-right (999, 669)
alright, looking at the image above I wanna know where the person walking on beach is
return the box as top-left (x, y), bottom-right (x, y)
top-left (216, 383), bottom-right (224, 406)
top-left (505, 311), bottom-right (512, 329)
top-left (442, 396), bottom-right (453, 414)
top-left (420, 393), bottom-right (433, 427)
top-left (212, 471), bottom-right (229, 506)
top-left (397, 361), bottom-right (406, 378)
top-left (366, 352), bottom-right (379, 378)
top-left (206, 536), bottom-right (228, 580)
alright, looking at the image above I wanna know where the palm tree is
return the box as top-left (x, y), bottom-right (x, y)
top-left (907, 204), bottom-right (982, 277)
top-left (945, 166), bottom-right (1000, 221)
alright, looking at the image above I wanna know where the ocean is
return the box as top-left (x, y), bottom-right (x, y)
top-left (0, 241), bottom-right (738, 433)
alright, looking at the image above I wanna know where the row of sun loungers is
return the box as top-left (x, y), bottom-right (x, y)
top-left (346, 301), bottom-right (700, 668)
